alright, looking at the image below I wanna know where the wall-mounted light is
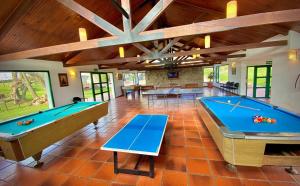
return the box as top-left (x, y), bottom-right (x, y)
top-left (69, 69), bottom-right (76, 78)
top-left (119, 47), bottom-right (125, 58)
top-left (288, 49), bottom-right (298, 62)
top-left (205, 35), bottom-right (211, 49)
top-left (78, 28), bottom-right (87, 41)
top-left (226, 0), bottom-right (237, 18)
top-left (145, 59), bottom-right (150, 63)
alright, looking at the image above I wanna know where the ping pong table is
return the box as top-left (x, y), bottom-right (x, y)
top-left (142, 88), bottom-right (203, 107)
top-left (101, 114), bottom-right (168, 178)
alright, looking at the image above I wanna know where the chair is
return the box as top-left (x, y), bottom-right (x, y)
top-left (232, 83), bottom-right (239, 94)
top-left (73, 97), bottom-right (83, 103)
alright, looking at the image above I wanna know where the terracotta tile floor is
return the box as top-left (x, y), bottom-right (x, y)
top-left (0, 88), bottom-right (299, 186)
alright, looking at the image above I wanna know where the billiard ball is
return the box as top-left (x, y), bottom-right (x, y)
top-left (17, 121), bottom-right (23, 126)
top-left (228, 100), bottom-right (231, 104)
top-left (25, 119), bottom-right (34, 125)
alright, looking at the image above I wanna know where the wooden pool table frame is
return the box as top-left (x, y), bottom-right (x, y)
top-left (197, 100), bottom-right (300, 167)
top-left (0, 102), bottom-right (108, 167)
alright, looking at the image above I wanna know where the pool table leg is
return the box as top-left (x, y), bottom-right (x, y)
top-left (285, 166), bottom-right (299, 175)
top-left (32, 151), bottom-right (44, 168)
top-left (226, 163), bottom-right (237, 172)
top-left (93, 120), bottom-right (99, 129)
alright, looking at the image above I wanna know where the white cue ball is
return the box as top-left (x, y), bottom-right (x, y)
top-left (228, 100), bottom-right (231, 103)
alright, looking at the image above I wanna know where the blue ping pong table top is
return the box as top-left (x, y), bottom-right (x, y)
top-left (101, 114), bottom-right (168, 156)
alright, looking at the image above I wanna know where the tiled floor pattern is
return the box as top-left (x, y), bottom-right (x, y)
top-left (0, 88), bottom-right (299, 186)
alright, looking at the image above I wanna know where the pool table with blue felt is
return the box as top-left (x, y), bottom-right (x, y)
top-left (197, 96), bottom-right (300, 167)
top-left (0, 101), bottom-right (108, 167)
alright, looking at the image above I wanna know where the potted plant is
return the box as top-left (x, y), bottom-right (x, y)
top-left (207, 72), bottom-right (214, 88)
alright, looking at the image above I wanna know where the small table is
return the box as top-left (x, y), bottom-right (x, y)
top-left (101, 114), bottom-right (168, 178)
top-left (142, 88), bottom-right (203, 108)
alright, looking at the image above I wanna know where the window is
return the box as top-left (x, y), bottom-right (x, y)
top-left (137, 72), bottom-right (146, 85)
top-left (203, 67), bottom-right (214, 82)
top-left (123, 73), bottom-right (136, 86)
top-left (215, 66), bottom-right (219, 83)
top-left (0, 71), bottom-right (54, 122)
top-left (218, 65), bottom-right (229, 83)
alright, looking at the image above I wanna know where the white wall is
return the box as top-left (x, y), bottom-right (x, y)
top-left (0, 59), bottom-right (124, 106)
top-left (271, 31), bottom-right (300, 112)
top-left (213, 33), bottom-right (300, 113)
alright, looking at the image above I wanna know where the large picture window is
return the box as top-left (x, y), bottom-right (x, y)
top-left (0, 71), bottom-right (54, 122)
top-left (217, 65), bottom-right (229, 83)
top-left (123, 73), bottom-right (137, 86)
top-left (137, 72), bottom-right (146, 85)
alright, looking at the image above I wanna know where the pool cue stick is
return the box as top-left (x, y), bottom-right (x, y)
top-left (230, 101), bottom-right (241, 112)
top-left (54, 102), bottom-right (77, 116)
top-left (207, 99), bottom-right (260, 111)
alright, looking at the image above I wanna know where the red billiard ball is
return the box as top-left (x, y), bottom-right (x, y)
top-left (25, 119), bottom-right (34, 125)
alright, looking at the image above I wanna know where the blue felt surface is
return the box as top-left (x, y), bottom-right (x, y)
top-left (102, 114), bottom-right (168, 154)
top-left (200, 96), bottom-right (300, 133)
top-left (0, 102), bottom-right (102, 135)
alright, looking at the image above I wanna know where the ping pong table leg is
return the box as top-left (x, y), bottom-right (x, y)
top-left (113, 152), bottom-right (119, 174)
top-left (149, 156), bottom-right (154, 178)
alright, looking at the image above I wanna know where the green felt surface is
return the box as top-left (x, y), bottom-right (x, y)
top-left (0, 102), bottom-right (102, 136)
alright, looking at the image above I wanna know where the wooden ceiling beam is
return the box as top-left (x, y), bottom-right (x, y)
top-left (65, 0), bottom-right (152, 64)
top-left (162, 40), bottom-right (287, 58)
top-left (65, 40), bottom-right (285, 66)
top-left (111, 0), bottom-right (129, 19)
top-left (133, 43), bottom-right (153, 54)
top-left (121, 0), bottom-right (131, 33)
top-left (56, 0), bottom-right (123, 36)
top-left (158, 37), bottom-right (181, 55)
top-left (0, 9), bottom-right (299, 62)
top-left (132, 0), bottom-right (174, 33)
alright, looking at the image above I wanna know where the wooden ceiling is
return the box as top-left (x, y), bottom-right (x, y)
top-left (1, 0), bottom-right (300, 70)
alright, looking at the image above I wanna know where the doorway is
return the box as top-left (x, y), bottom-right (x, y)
top-left (81, 72), bottom-right (114, 102)
top-left (246, 65), bottom-right (272, 98)
top-left (107, 73), bottom-right (116, 99)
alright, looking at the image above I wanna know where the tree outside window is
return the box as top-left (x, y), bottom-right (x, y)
top-left (123, 73), bottom-right (136, 86)
top-left (137, 72), bottom-right (146, 85)
top-left (218, 65), bottom-right (229, 83)
top-left (203, 67), bottom-right (214, 82)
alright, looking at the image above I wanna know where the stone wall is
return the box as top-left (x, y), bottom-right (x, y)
top-left (145, 67), bottom-right (203, 87)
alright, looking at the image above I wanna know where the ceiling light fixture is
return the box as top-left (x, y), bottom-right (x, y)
top-left (226, 0), bottom-right (237, 18)
top-left (205, 35), bottom-right (211, 49)
top-left (119, 47), bottom-right (125, 58)
top-left (78, 28), bottom-right (87, 41)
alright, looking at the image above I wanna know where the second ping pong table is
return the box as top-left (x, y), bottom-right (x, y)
top-left (142, 88), bottom-right (203, 107)
top-left (101, 114), bottom-right (168, 178)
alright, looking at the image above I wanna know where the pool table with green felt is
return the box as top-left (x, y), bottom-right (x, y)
top-left (0, 101), bottom-right (108, 167)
